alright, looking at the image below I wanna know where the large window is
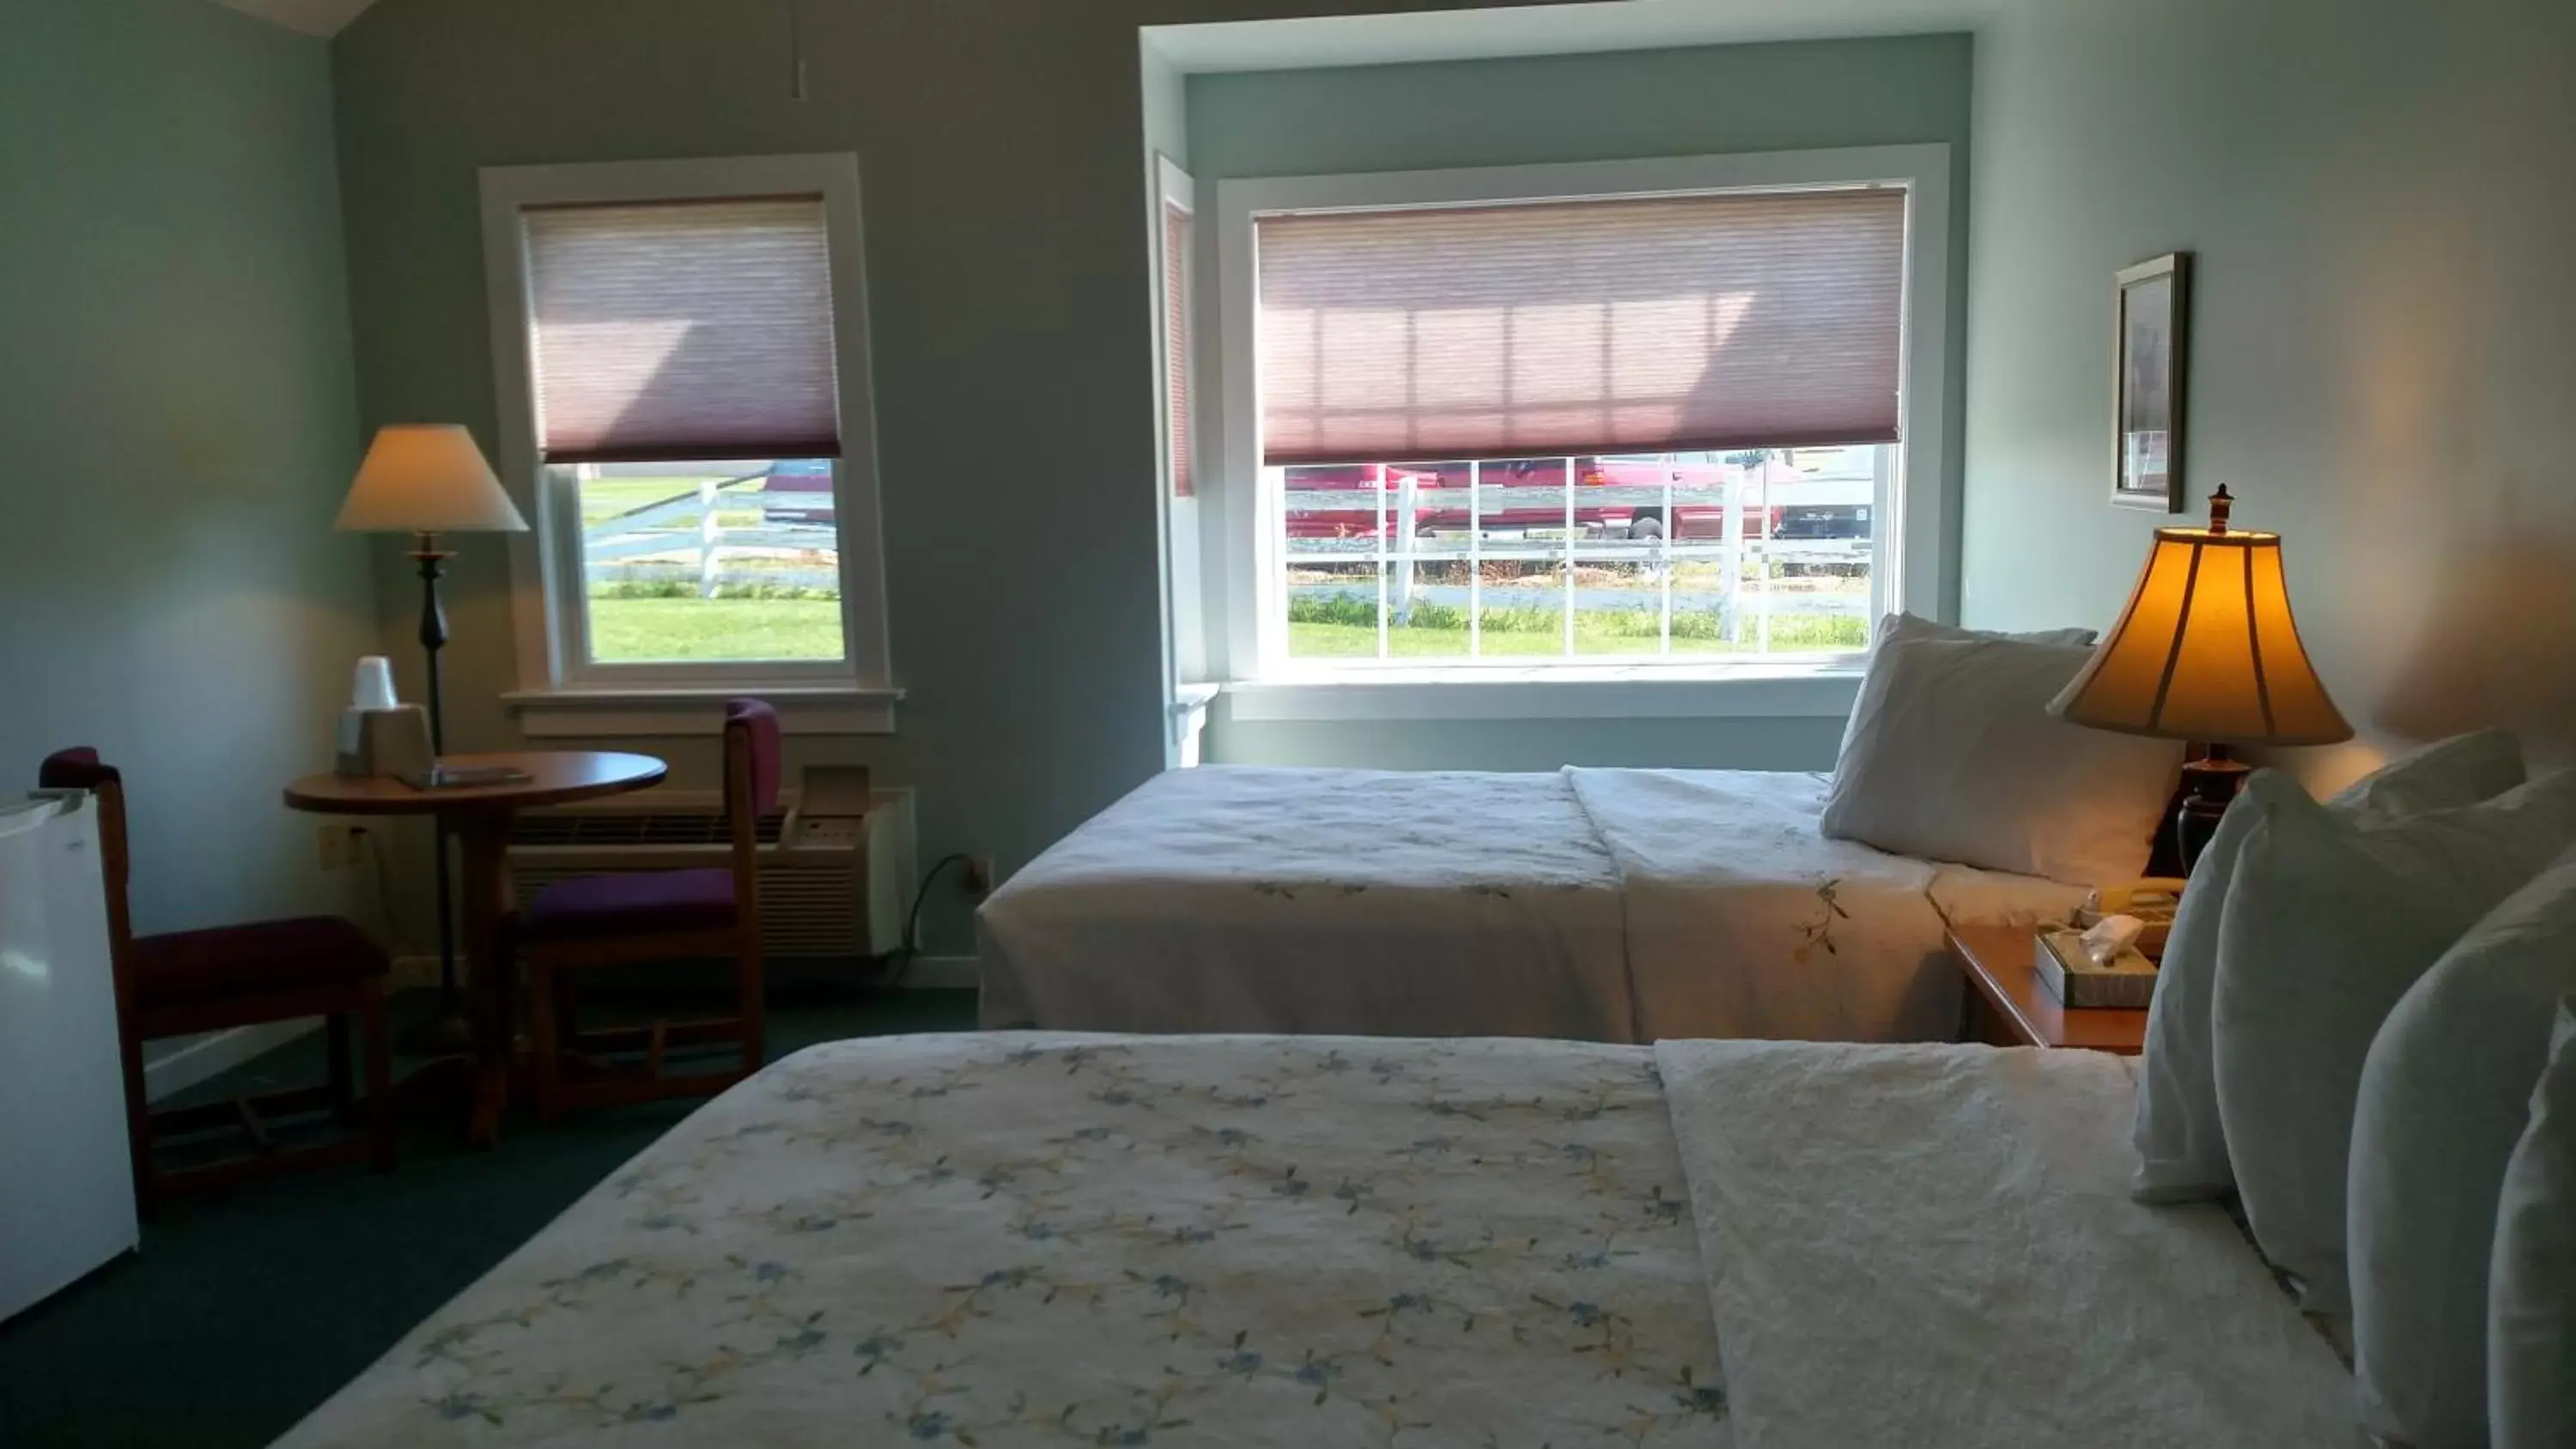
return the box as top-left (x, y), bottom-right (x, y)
top-left (481, 155), bottom-right (890, 698)
top-left (1281, 447), bottom-right (1885, 662)
top-left (1214, 148), bottom-right (1950, 682)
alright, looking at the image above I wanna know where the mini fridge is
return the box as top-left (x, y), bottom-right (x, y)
top-left (0, 790), bottom-right (140, 1321)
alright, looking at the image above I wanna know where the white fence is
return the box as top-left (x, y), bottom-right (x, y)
top-left (1282, 461), bottom-right (1878, 648)
top-left (583, 472), bottom-right (840, 596)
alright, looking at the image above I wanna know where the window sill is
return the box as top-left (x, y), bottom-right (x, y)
top-left (503, 685), bottom-right (905, 738)
top-left (1219, 661), bottom-right (1864, 724)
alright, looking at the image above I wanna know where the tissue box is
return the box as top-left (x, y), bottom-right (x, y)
top-left (2035, 928), bottom-right (2159, 1009)
top-left (336, 705), bottom-right (434, 779)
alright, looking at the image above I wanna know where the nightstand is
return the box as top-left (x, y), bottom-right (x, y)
top-left (1947, 924), bottom-right (2148, 1055)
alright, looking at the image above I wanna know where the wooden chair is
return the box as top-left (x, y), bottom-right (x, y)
top-left (38, 749), bottom-right (394, 1216)
top-left (517, 698), bottom-right (777, 1120)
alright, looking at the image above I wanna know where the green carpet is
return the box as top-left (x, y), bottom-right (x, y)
top-left (0, 983), bottom-right (980, 1449)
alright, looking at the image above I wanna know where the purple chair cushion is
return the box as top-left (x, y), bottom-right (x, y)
top-left (131, 916), bottom-right (389, 1009)
top-left (39, 746), bottom-right (119, 793)
top-left (521, 867), bottom-right (738, 942)
top-left (726, 698), bottom-right (782, 818)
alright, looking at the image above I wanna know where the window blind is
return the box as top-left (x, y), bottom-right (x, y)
top-left (1163, 201), bottom-right (1195, 499)
top-left (524, 197), bottom-right (842, 464)
top-left (1255, 188), bottom-right (1905, 467)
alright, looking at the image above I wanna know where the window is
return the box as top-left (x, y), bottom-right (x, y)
top-left (480, 155), bottom-right (890, 701)
top-left (1213, 148), bottom-right (1951, 683)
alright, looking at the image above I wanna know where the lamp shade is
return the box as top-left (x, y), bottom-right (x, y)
top-left (335, 424), bottom-right (526, 534)
top-left (2050, 516), bottom-right (2352, 748)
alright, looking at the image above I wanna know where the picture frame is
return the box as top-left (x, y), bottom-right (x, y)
top-left (2112, 252), bottom-right (2190, 512)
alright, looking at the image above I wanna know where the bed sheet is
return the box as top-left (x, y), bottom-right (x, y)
top-left (1565, 769), bottom-right (2084, 1041)
top-left (1657, 1039), bottom-right (2361, 1448)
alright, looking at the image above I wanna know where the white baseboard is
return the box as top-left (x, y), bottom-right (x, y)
top-left (143, 1021), bottom-right (321, 1102)
top-left (898, 955), bottom-right (981, 989)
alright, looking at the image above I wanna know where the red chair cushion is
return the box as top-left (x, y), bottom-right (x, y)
top-left (521, 868), bottom-right (738, 942)
top-left (131, 915), bottom-right (388, 1009)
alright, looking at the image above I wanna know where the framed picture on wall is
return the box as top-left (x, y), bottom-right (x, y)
top-left (2112, 252), bottom-right (2190, 512)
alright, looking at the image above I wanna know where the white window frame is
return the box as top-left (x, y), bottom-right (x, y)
top-left (1208, 143), bottom-right (1951, 712)
top-left (478, 154), bottom-right (898, 733)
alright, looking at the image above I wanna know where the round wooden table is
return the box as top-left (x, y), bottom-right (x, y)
top-left (286, 751), bottom-right (668, 1145)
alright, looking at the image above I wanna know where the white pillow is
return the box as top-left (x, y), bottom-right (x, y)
top-left (2350, 848), bottom-right (2576, 1449)
top-left (1821, 633), bottom-right (2180, 883)
top-left (1832, 613), bottom-right (2100, 761)
top-left (2490, 998), bottom-right (2576, 1449)
top-left (1868, 609), bottom-right (2099, 650)
top-left (2133, 730), bottom-right (2526, 1202)
top-left (2214, 767), bottom-right (2576, 1312)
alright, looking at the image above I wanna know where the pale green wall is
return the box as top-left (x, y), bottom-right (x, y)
top-left (331, 0), bottom-right (1552, 949)
top-left (1183, 34), bottom-right (1975, 772)
top-left (0, 0), bottom-right (376, 935)
top-left (1960, 0), bottom-right (2576, 771)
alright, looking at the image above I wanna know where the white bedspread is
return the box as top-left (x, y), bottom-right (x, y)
top-left (1567, 769), bottom-right (2082, 1041)
top-left (273, 1034), bottom-right (1727, 1447)
top-left (980, 767), bottom-right (1634, 1040)
top-left (1655, 1039), bottom-right (2362, 1449)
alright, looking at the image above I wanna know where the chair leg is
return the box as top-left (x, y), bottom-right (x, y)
top-left (736, 927), bottom-right (765, 1076)
top-left (361, 982), bottom-right (395, 1173)
top-left (118, 1022), bottom-right (158, 1222)
top-left (525, 953), bottom-right (561, 1125)
top-left (326, 1011), bottom-right (355, 1113)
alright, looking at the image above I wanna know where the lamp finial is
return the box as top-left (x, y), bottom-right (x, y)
top-left (2207, 484), bottom-right (2233, 535)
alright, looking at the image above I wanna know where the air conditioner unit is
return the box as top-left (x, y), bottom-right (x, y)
top-left (503, 767), bottom-right (911, 962)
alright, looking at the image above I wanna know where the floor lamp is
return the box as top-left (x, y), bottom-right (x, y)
top-left (336, 425), bottom-right (529, 1052)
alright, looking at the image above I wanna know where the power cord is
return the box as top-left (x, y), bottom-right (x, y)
top-left (879, 852), bottom-right (977, 990)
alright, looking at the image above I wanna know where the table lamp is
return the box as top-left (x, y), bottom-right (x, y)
top-left (2048, 486), bottom-right (2353, 871)
top-left (335, 424), bottom-right (527, 1047)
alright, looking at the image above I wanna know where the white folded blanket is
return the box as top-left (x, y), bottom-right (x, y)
top-left (1655, 1040), bottom-right (2363, 1448)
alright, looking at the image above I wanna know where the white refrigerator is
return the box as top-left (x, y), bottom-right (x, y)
top-left (0, 791), bottom-right (141, 1321)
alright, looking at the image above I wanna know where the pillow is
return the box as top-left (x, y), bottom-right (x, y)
top-left (2330, 729), bottom-right (2526, 817)
top-left (1832, 613), bottom-right (2101, 761)
top-left (1821, 633), bottom-right (2181, 883)
top-left (2213, 767), bottom-right (2576, 1312)
top-left (1868, 610), bottom-right (2099, 650)
top-left (2490, 998), bottom-right (2576, 1449)
top-left (2133, 730), bottom-right (2528, 1202)
top-left (2349, 848), bottom-right (2576, 1449)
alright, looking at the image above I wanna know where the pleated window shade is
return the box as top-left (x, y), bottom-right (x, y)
top-left (1163, 202), bottom-right (1195, 499)
top-left (524, 197), bottom-right (842, 464)
top-left (1256, 188), bottom-right (1906, 467)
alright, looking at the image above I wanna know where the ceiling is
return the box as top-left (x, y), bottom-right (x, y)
top-left (213, 0), bottom-right (380, 37)
top-left (219, 0), bottom-right (2005, 49)
top-left (1146, 0), bottom-right (2005, 73)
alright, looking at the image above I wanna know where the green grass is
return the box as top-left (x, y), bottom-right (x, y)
top-left (1287, 603), bottom-right (1867, 660)
top-left (586, 595), bottom-right (845, 663)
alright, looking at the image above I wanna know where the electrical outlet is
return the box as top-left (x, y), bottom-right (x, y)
top-left (963, 856), bottom-right (995, 896)
top-left (316, 823), bottom-right (365, 871)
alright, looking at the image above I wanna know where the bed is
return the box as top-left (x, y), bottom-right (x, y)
top-left (978, 767), bottom-right (2085, 1044)
top-left (275, 1032), bottom-right (2361, 1447)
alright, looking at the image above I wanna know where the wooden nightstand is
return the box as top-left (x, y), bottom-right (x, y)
top-left (1947, 924), bottom-right (2148, 1055)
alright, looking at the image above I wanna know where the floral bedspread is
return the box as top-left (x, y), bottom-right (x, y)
top-left (274, 1034), bottom-right (1728, 1448)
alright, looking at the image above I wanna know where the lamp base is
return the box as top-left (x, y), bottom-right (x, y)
top-left (2172, 747), bottom-right (2252, 876)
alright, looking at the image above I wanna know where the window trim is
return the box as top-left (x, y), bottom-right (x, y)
top-left (1209, 143), bottom-right (1952, 686)
top-left (478, 153), bottom-right (893, 702)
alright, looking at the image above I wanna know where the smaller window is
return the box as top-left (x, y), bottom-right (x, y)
top-left (481, 155), bottom-right (889, 694)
